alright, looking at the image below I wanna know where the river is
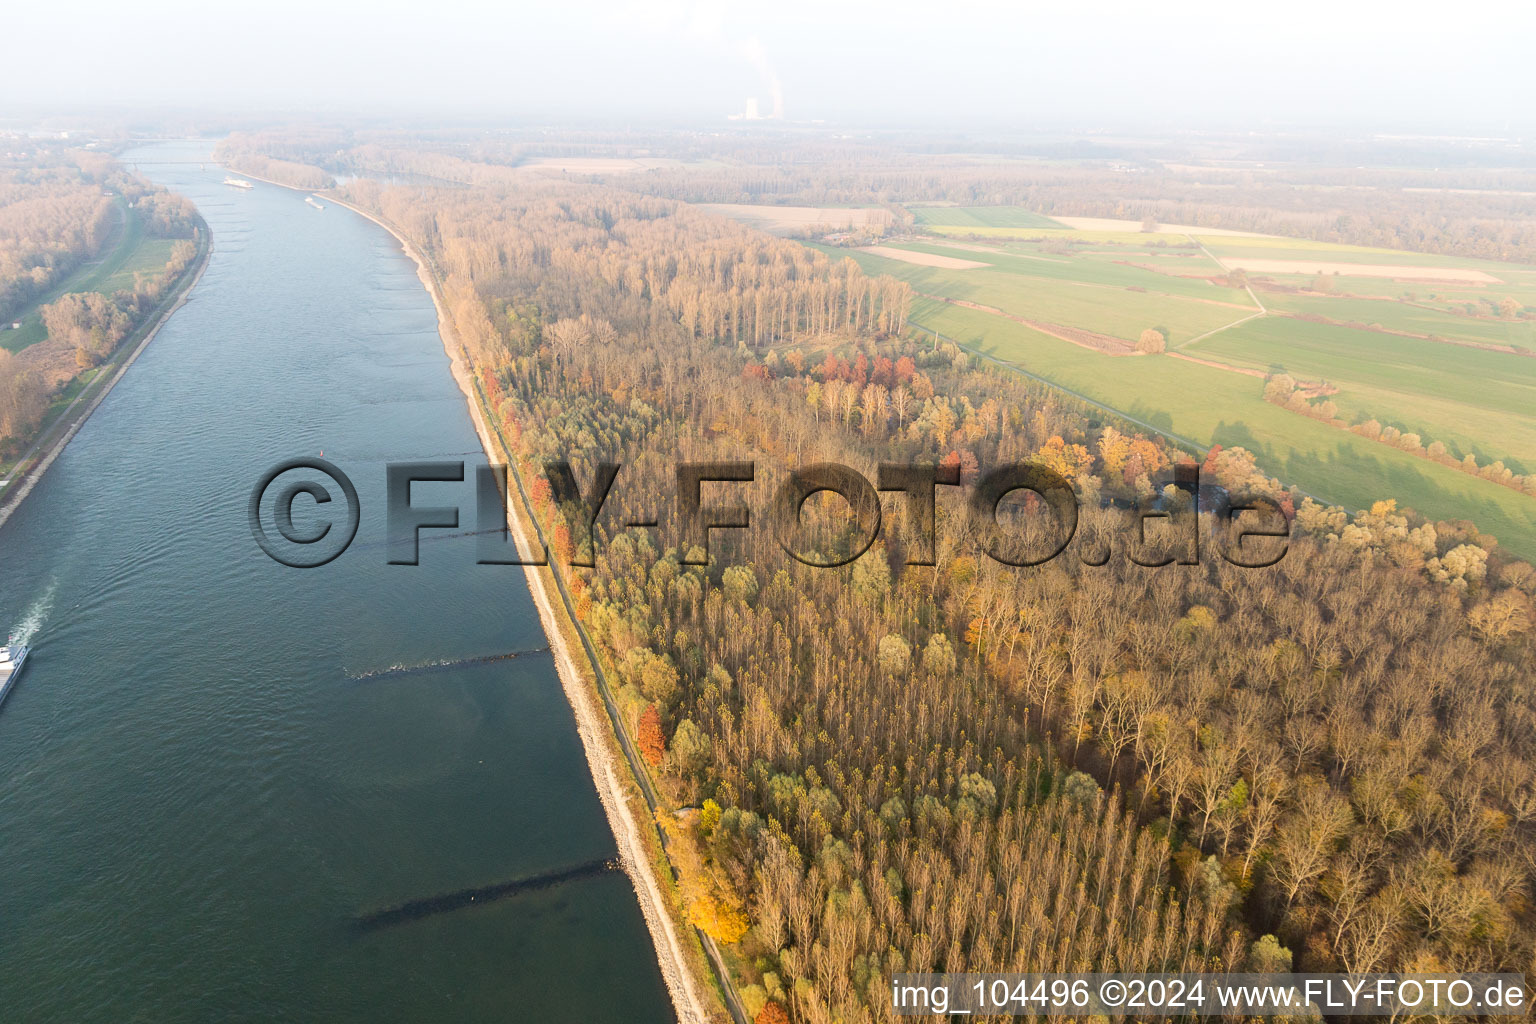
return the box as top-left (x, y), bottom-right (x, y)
top-left (0, 140), bottom-right (675, 1023)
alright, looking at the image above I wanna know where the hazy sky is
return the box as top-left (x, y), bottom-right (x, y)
top-left (9, 0), bottom-right (1534, 132)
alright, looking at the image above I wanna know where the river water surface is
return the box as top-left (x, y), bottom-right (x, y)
top-left (0, 140), bottom-right (675, 1023)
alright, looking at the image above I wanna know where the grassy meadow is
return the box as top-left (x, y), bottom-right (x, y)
top-left (807, 242), bottom-right (1255, 344)
top-left (1184, 317), bottom-right (1536, 467)
top-left (1257, 293), bottom-right (1536, 348)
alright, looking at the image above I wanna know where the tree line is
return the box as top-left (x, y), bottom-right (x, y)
top-left (241, 126), bottom-right (1536, 264)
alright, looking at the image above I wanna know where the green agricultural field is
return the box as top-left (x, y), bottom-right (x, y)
top-left (1253, 279), bottom-right (1536, 319)
top-left (1199, 236), bottom-right (1516, 267)
top-left (910, 297), bottom-right (1536, 560)
top-left (1077, 247), bottom-right (1226, 268)
top-left (1325, 379), bottom-right (1536, 478)
top-left (883, 240), bottom-right (1256, 305)
top-left (923, 236), bottom-right (1219, 267)
top-left (908, 205), bottom-right (1067, 229)
top-left (923, 224), bottom-right (1190, 246)
top-left (1415, 279), bottom-right (1536, 315)
top-left (1182, 314), bottom-right (1536, 470)
top-left (1259, 293), bottom-right (1536, 349)
top-left (813, 244), bottom-right (1255, 343)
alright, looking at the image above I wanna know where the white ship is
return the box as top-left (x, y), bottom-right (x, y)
top-left (0, 637), bottom-right (30, 709)
top-left (305, 196), bottom-right (324, 210)
top-left (223, 177), bottom-right (255, 190)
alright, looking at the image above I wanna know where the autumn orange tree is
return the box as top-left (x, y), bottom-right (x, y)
top-left (638, 704), bottom-right (665, 768)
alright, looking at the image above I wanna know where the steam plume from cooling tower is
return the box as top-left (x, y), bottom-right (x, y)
top-left (742, 36), bottom-right (784, 118)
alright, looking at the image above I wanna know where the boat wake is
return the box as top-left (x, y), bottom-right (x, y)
top-left (345, 646), bottom-right (551, 682)
top-left (11, 578), bottom-right (56, 646)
